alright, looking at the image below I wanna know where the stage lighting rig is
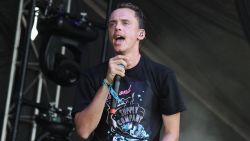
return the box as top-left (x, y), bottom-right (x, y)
top-left (36, 1), bottom-right (98, 87)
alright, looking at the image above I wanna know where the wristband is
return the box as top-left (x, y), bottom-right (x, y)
top-left (102, 79), bottom-right (123, 103)
top-left (102, 78), bottom-right (112, 87)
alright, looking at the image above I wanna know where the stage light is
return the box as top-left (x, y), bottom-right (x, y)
top-left (37, 11), bottom-right (98, 86)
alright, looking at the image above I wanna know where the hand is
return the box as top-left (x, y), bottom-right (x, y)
top-left (106, 55), bottom-right (128, 84)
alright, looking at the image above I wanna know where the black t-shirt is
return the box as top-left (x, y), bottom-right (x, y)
top-left (72, 56), bottom-right (186, 141)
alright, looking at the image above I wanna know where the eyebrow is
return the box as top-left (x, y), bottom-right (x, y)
top-left (108, 20), bottom-right (116, 23)
top-left (109, 19), bottom-right (130, 23)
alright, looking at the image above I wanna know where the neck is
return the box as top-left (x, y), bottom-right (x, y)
top-left (119, 52), bottom-right (141, 69)
top-left (115, 42), bottom-right (141, 69)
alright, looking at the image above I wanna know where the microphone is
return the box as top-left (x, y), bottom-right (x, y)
top-left (110, 64), bottom-right (124, 113)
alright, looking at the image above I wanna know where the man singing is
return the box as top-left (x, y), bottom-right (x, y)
top-left (72, 2), bottom-right (185, 141)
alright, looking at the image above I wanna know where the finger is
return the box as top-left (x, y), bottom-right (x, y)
top-left (112, 59), bottom-right (127, 69)
top-left (117, 65), bottom-right (125, 73)
top-left (114, 69), bottom-right (125, 77)
top-left (107, 57), bottom-right (126, 80)
top-left (107, 63), bottom-right (124, 77)
top-left (117, 65), bottom-right (126, 76)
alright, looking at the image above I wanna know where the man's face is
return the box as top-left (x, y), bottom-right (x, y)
top-left (108, 8), bottom-right (144, 54)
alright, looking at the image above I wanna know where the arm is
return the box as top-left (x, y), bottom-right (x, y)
top-left (161, 112), bottom-right (181, 141)
top-left (74, 55), bottom-right (128, 139)
top-left (74, 85), bottom-right (109, 139)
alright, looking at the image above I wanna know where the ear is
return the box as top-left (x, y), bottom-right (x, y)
top-left (137, 29), bottom-right (146, 40)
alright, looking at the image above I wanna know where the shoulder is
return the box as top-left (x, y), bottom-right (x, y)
top-left (142, 56), bottom-right (175, 75)
top-left (80, 61), bottom-right (108, 80)
top-left (83, 61), bottom-right (108, 74)
top-left (77, 62), bottom-right (108, 89)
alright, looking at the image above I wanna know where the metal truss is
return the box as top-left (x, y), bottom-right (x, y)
top-left (1, 0), bottom-right (66, 141)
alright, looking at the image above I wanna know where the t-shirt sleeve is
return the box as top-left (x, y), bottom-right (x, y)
top-left (158, 71), bottom-right (186, 115)
top-left (71, 72), bottom-right (96, 118)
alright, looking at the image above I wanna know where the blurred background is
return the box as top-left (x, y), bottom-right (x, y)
top-left (0, 0), bottom-right (250, 141)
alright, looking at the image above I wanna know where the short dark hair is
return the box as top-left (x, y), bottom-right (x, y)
top-left (115, 2), bottom-right (145, 29)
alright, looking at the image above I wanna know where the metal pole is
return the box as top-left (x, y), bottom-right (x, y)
top-left (30, 73), bottom-right (43, 141)
top-left (101, 0), bottom-right (114, 63)
top-left (66, 0), bottom-right (71, 13)
top-left (0, 0), bottom-right (23, 140)
top-left (11, 0), bottom-right (36, 140)
top-left (54, 46), bottom-right (66, 108)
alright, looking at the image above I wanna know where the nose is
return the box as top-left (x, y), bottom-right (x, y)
top-left (115, 22), bottom-right (122, 31)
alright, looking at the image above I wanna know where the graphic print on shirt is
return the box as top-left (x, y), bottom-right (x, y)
top-left (105, 80), bottom-right (151, 141)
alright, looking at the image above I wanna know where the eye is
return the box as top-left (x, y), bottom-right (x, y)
top-left (123, 21), bottom-right (129, 25)
top-left (108, 21), bottom-right (116, 28)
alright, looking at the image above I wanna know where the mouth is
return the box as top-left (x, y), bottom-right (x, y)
top-left (114, 35), bottom-right (125, 41)
top-left (113, 35), bottom-right (126, 46)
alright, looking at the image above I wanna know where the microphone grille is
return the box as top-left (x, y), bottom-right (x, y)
top-left (118, 64), bottom-right (125, 69)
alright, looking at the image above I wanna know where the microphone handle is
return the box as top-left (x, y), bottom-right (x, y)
top-left (111, 75), bottom-right (121, 109)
